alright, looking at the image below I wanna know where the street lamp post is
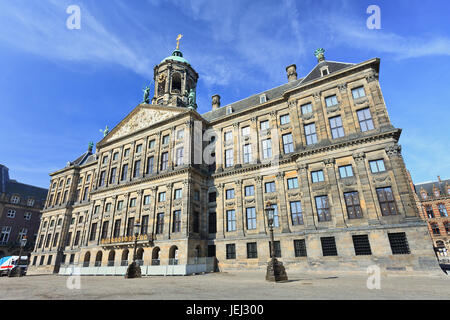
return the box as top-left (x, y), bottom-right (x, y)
top-left (265, 202), bottom-right (288, 282)
top-left (125, 219), bottom-right (142, 279)
top-left (9, 236), bottom-right (27, 277)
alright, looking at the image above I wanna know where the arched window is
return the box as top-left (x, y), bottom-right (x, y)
top-left (431, 223), bottom-right (440, 235)
top-left (83, 252), bottom-right (91, 267)
top-left (171, 73), bottom-right (182, 94)
top-left (136, 248), bottom-right (144, 265)
top-left (436, 240), bottom-right (445, 248)
top-left (151, 247), bottom-right (160, 265)
top-left (121, 249), bottom-right (129, 266)
top-left (169, 246), bottom-right (178, 265)
top-left (108, 250), bottom-right (115, 266)
top-left (95, 251), bottom-right (103, 267)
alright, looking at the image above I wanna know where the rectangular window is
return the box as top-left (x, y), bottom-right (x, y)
top-left (209, 212), bottom-right (217, 234)
top-left (246, 207), bottom-right (257, 230)
top-left (172, 210), bottom-right (181, 233)
top-left (136, 144), bottom-right (142, 153)
top-left (376, 187), bottom-right (397, 216)
top-left (89, 223), bottom-right (97, 241)
top-left (193, 211), bottom-right (200, 233)
top-left (325, 95), bottom-right (338, 107)
top-left (6, 210), bottom-right (16, 218)
top-left (260, 120), bottom-right (270, 131)
top-left (282, 133), bottom-right (294, 154)
top-left (241, 126), bottom-right (250, 137)
top-left (321, 237), bottom-right (338, 256)
top-left (294, 239), bottom-right (307, 257)
top-left (227, 210), bottom-right (236, 232)
top-left (357, 108), bottom-right (375, 132)
top-left (344, 192), bottom-right (363, 219)
top-left (226, 244), bottom-right (236, 259)
top-left (261, 139), bottom-right (272, 159)
top-left (305, 123), bottom-right (317, 145)
top-left (99, 171), bottom-right (106, 187)
top-left (243, 144), bottom-right (252, 164)
top-left (141, 215), bottom-right (149, 235)
top-left (352, 235), bottom-right (372, 256)
top-left (74, 231), bottom-right (81, 246)
top-left (369, 159), bottom-right (386, 173)
top-left (129, 198), bottom-right (137, 207)
top-left (226, 189), bottom-right (235, 200)
top-left (269, 203), bottom-right (279, 227)
top-left (83, 187), bottom-right (89, 201)
top-left (132, 160), bottom-right (140, 178)
top-left (105, 203), bottom-right (111, 212)
top-left (94, 205), bottom-right (100, 214)
top-left (177, 129), bottom-right (184, 140)
top-left (102, 156), bottom-right (108, 165)
top-left (161, 152), bottom-right (169, 170)
top-left (311, 170), bottom-right (325, 183)
top-left (301, 103), bottom-right (313, 115)
top-left (101, 221), bottom-right (109, 239)
top-left (121, 164), bottom-right (128, 181)
top-left (24, 212), bottom-right (32, 220)
top-left (110, 167), bottom-right (117, 184)
top-left (425, 206), bottom-right (434, 219)
top-left (113, 152), bottom-right (119, 161)
top-left (174, 189), bottom-right (182, 200)
top-left (225, 149), bottom-right (233, 168)
top-left (126, 218), bottom-right (134, 236)
top-left (287, 177), bottom-right (299, 190)
top-left (65, 232), bottom-right (72, 247)
top-left (148, 139), bottom-right (155, 149)
top-left (245, 185), bottom-right (255, 197)
top-left (158, 192), bottom-right (166, 202)
top-left (388, 232), bottom-right (410, 255)
top-left (113, 220), bottom-right (121, 238)
top-left (247, 242), bottom-right (258, 259)
top-left (280, 114), bottom-right (290, 125)
top-left (143, 195), bottom-right (151, 205)
top-left (117, 200), bottom-right (124, 211)
top-left (162, 135), bottom-right (170, 145)
top-left (315, 196), bottom-right (331, 222)
top-left (146, 156), bottom-right (154, 174)
top-left (176, 147), bottom-right (184, 166)
top-left (339, 165), bottom-right (354, 178)
top-left (329, 116), bottom-right (345, 139)
top-left (352, 86), bottom-right (366, 100)
top-left (0, 226), bottom-right (11, 243)
top-left (265, 181), bottom-right (276, 193)
top-left (209, 192), bottom-right (217, 203)
top-left (224, 131), bottom-right (233, 142)
top-left (124, 148), bottom-right (130, 157)
top-left (290, 201), bottom-right (304, 225)
top-left (269, 241), bottom-right (281, 258)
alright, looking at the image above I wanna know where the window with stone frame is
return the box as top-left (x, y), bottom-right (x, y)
top-left (352, 234), bottom-right (372, 256)
top-left (311, 170), bottom-right (324, 183)
top-left (89, 223), bottom-right (97, 241)
top-left (301, 103), bottom-right (313, 115)
top-left (325, 95), bottom-right (338, 107)
top-left (126, 218), bottom-right (134, 236)
top-left (369, 159), bottom-right (386, 173)
top-left (294, 239), bottom-right (307, 257)
top-left (225, 149), bottom-right (233, 168)
top-left (10, 195), bottom-right (20, 204)
top-left (121, 164), bottom-right (128, 181)
top-left (27, 198), bottom-right (35, 206)
top-left (74, 231), bottom-right (81, 246)
top-left (262, 139), bottom-right (272, 159)
top-left (175, 147), bottom-right (184, 166)
top-left (133, 160), bottom-right (141, 178)
top-left (83, 187), bottom-right (89, 201)
top-left (226, 189), bottom-right (235, 200)
top-left (246, 207), bottom-right (257, 230)
top-left (18, 228), bottom-right (27, 241)
top-left (113, 220), bottom-right (121, 237)
top-left (282, 133), bottom-right (294, 154)
top-left (438, 204), bottom-right (448, 217)
top-left (376, 187), bottom-right (398, 216)
top-left (339, 165), bottom-right (354, 178)
top-left (117, 200), bottom-right (124, 211)
top-left (6, 209), bottom-right (16, 218)
top-left (172, 210), bottom-right (181, 233)
top-left (357, 108), bottom-right (375, 132)
top-left (101, 221), bottom-right (109, 239)
top-left (265, 181), bottom-right (276, 193)
top-left (425, 205), bottom-right (434, 219)
top-left (241, 144), bottom-right (252, 164)
top-left (141, 215), bottom-right (149, 235)
top-left (287, 177), bottom-right (299, 190)
top-left (444, 222), bottom-right (450, 234)
top-left (329, 116), bottom-right (345, 139)
top-left (269, 241), bottom-right (282, 258)
top-left (113, 152), bottom-right (119, 161)
top-left (260, 120), bottom-right (270, 131)
top-left (244, 185), bottom-right (255, 197)
top-left (224, 131), bottom-right (233, 142)
top-left (241, 126), bottom-right (250, 137)
top-left (280, 114), bottom-right (290, 125)
top-left (174, 189), bottom-right (182, 200)
top-left (431, 223), bottom-right (441, 235)
top-left (315, 195), bottom-right (331, 222)
top-left (320, 236), bottom-right (338, 256)
top-left (24, 212), bottom-right (32, 220)
top-left (304, 123), bottom-right (318, 145)
top-left (246, 242), bottom-right (258, 259)
top-left (290, 201), bottom-right (304, 225)
top-left (388, 232), bottom-right (410, 255)
top-left (110, 167), bottom-right (117, 184)
top-left (227, 210), bottom-right (236, 232)
top-left (209, 212), bottom-right (217, 234)
top-left (193, 211), bottom-right (200, 233)
top-left (158, 192), bottom-right (166, 202)
top-left (160, 152), bottom-right (169, 171)
top-left (148, 139), bottom-right (155, 149)
top-left (146, 156), bottom-right (154, 174)
top-left (351, 86), bottom-right (366, 100)
top-left (162, 134), bottom-right (170, 145)
top-left (226, 244), bottom-right (236, 259)
top-left (124, 148), bottom-right (130, 157)
top-left (344, 192), bottom-right (363, 219)
top-left (0, 226), bottom-right (11, 243)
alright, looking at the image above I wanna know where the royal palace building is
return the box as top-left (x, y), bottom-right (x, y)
top-left (28, 43), bottom-right (441, 275)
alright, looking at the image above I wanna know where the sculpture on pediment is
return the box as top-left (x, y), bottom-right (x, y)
top-left (188, 88), bottom-right (197, 110)
top-left (100, 126), bottom-right (109, 137)
top-left (142, 84), bottom-right (151, 104)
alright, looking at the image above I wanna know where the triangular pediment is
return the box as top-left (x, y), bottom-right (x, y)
top-left (99, 104), bottom-right (187, 145)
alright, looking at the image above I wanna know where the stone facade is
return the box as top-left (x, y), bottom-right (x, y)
top-left (0, 164), bottom-right (47, 258)
top-left (28, 47), bottom-right (441, 275)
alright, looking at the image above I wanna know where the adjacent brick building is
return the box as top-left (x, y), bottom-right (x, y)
top-left (414, 177), bottom-right (450, 261)
top-left (0, 164), bottom-right (48, 258)
top-left (28, 44), bottom-right (441, 275)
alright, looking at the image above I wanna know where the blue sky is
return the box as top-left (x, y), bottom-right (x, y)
top-left (0, 0), bottom-right (449, 188)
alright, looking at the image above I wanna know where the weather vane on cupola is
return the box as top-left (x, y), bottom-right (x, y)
top-left (176, 34), bottom-right (183, 50)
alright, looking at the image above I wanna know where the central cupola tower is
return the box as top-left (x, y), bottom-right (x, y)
top-left (152, 34), bottom-right (199, 108)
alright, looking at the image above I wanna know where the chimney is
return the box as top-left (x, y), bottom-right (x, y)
top-left (212, 94), bottom-right (221, 110)
top-left (286, 64), bottom-right (298, 82)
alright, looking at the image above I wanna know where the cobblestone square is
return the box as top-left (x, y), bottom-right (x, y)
top-left (1, 271), bottom-right (449, 300)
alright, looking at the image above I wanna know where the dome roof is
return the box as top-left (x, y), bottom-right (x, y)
top-left (161, 49), bottom-right (190, 65)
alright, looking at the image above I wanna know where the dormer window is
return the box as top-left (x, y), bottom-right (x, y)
top-left (11, 195), bottom-right (20, 204)
top-left (434, 190), bottom-right (440, 197)
top-left (320, 66), bottom-right (330, 76)
top-left (421, 192), bottom-right (427, 200)
top-left (226, 106), bottom-right (233, 115)
top-left (260, 94), bottom-right (267, 104)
